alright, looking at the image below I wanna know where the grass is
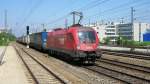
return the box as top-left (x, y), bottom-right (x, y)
top-left (135, 41), bottom-right (150, 47)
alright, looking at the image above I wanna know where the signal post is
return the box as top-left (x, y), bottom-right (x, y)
top-left (26, 26), bottom-right (30, 48)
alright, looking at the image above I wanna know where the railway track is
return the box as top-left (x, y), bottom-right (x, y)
top-left (14, 45), bottom-right (66, 84)
top-left (98, 58), bottom-right (150, 73)
top-left (97, 58), bottom-right (150, 80)
top-left (17, 43), bottom-right (128, 84)
top-left (84, 62), bottom-right (150, 84)
top-left (102, 50), bottom-right (150, 60)
top-left (15, 43), bottom-right (150, 84)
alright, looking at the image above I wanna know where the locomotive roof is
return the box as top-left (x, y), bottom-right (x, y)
top-left (49, 26), bottom-right (94, 33)
top-left (53, 28), bottom-right (63, 31)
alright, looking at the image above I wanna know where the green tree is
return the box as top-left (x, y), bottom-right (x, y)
top-left (116, 36), bottom-right (122, 46)
top-left (0, 32), bottom-right (16, 46)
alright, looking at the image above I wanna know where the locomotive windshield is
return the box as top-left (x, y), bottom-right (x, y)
top-left (78, 31), bottom-right (96, 43)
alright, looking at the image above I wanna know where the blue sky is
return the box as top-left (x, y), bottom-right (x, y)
top-left (0, 0), bottom-right (150, 36)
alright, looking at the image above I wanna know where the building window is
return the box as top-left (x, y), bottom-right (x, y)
top-left (118, 28), bottom-right (132, 31)
top-left (106, 29), bottom-right (115, 32)
top-left (106, 33), bottom-right (115, 35)
top-left (119, 32), bottom-right (132, 35)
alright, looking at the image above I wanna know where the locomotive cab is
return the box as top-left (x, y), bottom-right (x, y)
top-left (74, 27), bottom-right (101, 63)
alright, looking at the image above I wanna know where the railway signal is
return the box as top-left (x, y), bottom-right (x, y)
top-left (26, 26), bottom-right (29, 35)
top-left (26, 26), bottom-right (30, 48)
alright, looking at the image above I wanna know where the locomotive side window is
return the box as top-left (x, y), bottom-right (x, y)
top-left (78, 31), bottom-right (96, 43)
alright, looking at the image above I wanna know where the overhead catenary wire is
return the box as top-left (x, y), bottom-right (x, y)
top-left (77, 0), bottom-right (110, 11)
top-left (45, 0), bottom-right (80, 23)
top-left (84, 0), bottom-right (140, 19)
top-left (47, 0), bottom-right (144, 28)
top-left (18, 0), bottom-right (43, 28)
top-left (77, 0), bottom-right (101, 11)
top-left (46, 0), bottom-right (110, 26)
top-left (46, 0), bottom-right (96, 24)
top-left (84, 0), bottom-right (150, 23)
top-left (16, 0), bottom-right (43, 36)
top-left (19, 0), bottom-right (150, 33)
top-left (47, 14), bottom-right (70, 25)
top-left (23, 0), bottom-right (79, 32)
top-left (136, 15), bottom-right (150, 19)
top-left (82, 0), bottom-right (111, 11)
top-left (46, 0), bottom-right (111, 28)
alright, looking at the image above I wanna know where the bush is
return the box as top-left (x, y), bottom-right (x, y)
top-left (0, 32), bottom-right (16, 46)
top-left (122, 40), bottom-right (150, 47)
top-left (138, 42), bottom-right (150, 47)
top-left (103, 37), bottom-right (110, 45)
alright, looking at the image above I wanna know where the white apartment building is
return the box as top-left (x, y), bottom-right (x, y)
top-left (105, 22), bottom-right (119, 43)
top-left (87, 23), bottom-right (107, 42)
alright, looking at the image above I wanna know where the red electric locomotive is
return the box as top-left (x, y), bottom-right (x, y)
top-left (46, 24), bottom-right (101, 63)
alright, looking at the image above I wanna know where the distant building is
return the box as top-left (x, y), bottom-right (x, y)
top-left (86, 22), bottom-right (150, 43)
top-left (0, 29), bottom-right (7, 33)
top-left (0, 27), bottom-right (11, 34)
top-left (105, 22), bottom-right (118, 44)
top-left (117, 23), bottom-right (150, 42)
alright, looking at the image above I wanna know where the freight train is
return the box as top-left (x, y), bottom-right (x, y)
top-left (17, 25), bottom-right (102, 63)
